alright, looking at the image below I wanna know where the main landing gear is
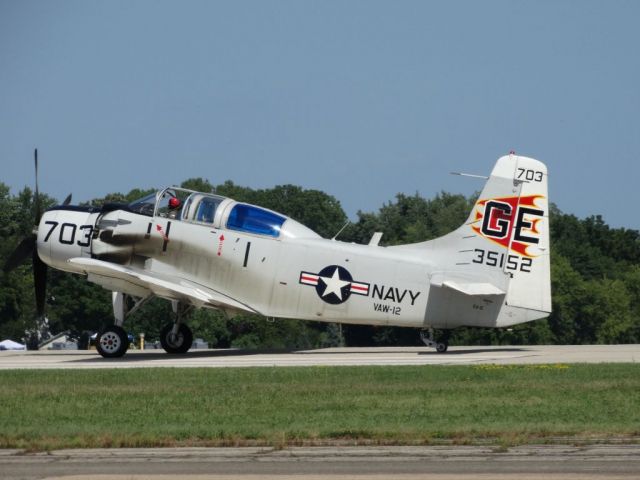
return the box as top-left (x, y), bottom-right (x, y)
top-left (160, 301), bottom-right (193, 354)
top-left (96, 293), bottom-right (194, 358)
top-left (96, 292), bottom-right (151, 358)
top-left (420, 328), bottom-right (450, 353)
top-left (96, 325), bottom-right (129, 358)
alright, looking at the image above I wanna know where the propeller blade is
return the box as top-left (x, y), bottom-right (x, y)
top-left (34, 148), bottom-right (42, 223)
top-left (3, 236), bottom-right (36, 273)
top-left (33, 249), bottom-right (47, 317)
top-left (62, 193), bottom-right (72, 206)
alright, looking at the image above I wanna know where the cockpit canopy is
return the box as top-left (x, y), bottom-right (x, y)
top-left (226, 203), bottom-right (285, 238)
top-left (127, 187), bottom-right (319, 240)
top-left (182, 194), bottom-right (223, 224)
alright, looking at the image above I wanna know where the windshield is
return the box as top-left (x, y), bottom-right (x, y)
top-left (128, 192), bottom-right (157, 216)
top-left (127, 189), bottom-right (190, 218)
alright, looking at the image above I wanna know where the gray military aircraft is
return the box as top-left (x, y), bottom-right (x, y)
top-left (5, 151), bottom-right (550, 357)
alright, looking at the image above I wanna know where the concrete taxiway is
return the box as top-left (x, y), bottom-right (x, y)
top-left (2, 445), bottom-right (640, 479)
top-left (0, 344), bottom-right (637, 369)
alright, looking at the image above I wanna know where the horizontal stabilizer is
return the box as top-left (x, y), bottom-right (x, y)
top-left (440, 280), bottom-right (505, 296)
top-left (68, 257), bottom-right (260, 314)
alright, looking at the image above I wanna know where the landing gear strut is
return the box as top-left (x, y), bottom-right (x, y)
top-left (160, 301), bottom-right (193, 354)
top-left (420, 328), bottom-right (450, 353)
top-left (96, 292), bottom-right (151, 358)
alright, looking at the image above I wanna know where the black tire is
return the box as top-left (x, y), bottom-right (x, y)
top-left (160, 323), bottom-right (193, 354)
top-left (436, 342), bottom-right (448, 353)
top-left (96, 325), bottom-right (129, 358)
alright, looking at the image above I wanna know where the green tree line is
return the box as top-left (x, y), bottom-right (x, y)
top-left (1, 179), bottom-right (638, 347)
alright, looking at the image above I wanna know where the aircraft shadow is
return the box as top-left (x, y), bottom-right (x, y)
top-left (417, 347), bottom-right (528, 355)
top-left (69, 348), bottom-right (295, 363)
top-left (68, 346), bottom-right (530, 363)
top-left (294, 347), bottom-right (529, 356)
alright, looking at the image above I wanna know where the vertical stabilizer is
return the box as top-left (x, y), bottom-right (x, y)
top-left (416, 154), bottom-right (551, 328)
top-left (465, 154), bottom-right (551, 313)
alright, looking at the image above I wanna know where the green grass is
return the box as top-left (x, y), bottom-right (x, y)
top-left (0, 364), bottom-right (638, 451)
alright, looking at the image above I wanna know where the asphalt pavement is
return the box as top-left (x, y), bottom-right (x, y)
top-left (0, 344), bottom-right (638, 369)
top-left (2, 445), bottom-right (640, 480)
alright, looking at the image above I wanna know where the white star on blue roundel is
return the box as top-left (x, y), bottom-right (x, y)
top-left (316, 265), bottom-right (353, 304)
top-left (299, 266), bottom-right (370, 304)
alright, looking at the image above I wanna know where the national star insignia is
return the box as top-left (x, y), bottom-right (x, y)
top-left (319, 267), bottom-right (350, 300)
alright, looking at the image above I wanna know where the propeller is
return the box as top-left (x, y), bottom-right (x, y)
top-left (2, 149), bottom-right (45, 317)
top-left (2, 149), bottom-right (71, 319)
top-left (34, 149), bottom-right (41, 225)
top-left (3, 236), bottom-right (36, 273)
top-left (32, 149), bottom-right (47, 316)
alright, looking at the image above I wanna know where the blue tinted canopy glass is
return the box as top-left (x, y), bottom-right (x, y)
top-left (226, 204), bottom-right (286, 237)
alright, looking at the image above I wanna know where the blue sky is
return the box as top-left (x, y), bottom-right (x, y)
top-left (2, 0), bottom-right (639, 229)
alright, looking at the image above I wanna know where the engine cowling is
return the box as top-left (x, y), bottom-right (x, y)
top-left (37, 208), bottom-right (98, 273)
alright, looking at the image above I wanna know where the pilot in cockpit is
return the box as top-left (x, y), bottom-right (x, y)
top-left (168, 196), bottom-right (182, 219)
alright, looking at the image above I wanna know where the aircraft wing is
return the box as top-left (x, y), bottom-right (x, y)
top-left (68, 257), bottom-right (260, 315)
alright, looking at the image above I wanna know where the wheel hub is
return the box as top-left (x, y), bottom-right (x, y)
top-left (100, 332), bottom-right (121, 353)
top-left (167, 332), bottom-right (183, 348)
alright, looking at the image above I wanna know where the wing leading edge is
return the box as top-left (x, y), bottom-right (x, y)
top-left (68, 257), bottom-right (260, 315)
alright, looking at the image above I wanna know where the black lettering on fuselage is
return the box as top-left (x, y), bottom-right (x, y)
top-left (372, 284), bottom-right (385, 300)
top-left (374, 303), bottom-right (401, 316)
top-left (408, 290), bottom-right (421, 305)
top-left (383, 289), bottom-right (396, 302)
top-left (372, 285), bottom-right (421, 306)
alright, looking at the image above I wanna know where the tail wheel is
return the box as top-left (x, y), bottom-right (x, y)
top-left (420, 329), bottom-right (450, 353)
top-left (160, 323), bottom-right (193, 354)
top-left (96, 325), bottom-right (129, 358)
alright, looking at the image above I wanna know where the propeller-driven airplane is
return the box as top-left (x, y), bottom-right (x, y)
top-left (5, 151), bottom-right (551, 358)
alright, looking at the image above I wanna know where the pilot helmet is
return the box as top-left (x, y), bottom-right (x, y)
top-left (168, 197), bottom-right (181, 209)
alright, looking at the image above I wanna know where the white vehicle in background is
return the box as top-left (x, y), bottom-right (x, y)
top-left (0, 339), bottom-right (26, 351)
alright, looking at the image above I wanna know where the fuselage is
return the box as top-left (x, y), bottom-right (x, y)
top-left (36, 200), bottom-right (431, 328)
top-left (36, 177), bottom-right (549, 331)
